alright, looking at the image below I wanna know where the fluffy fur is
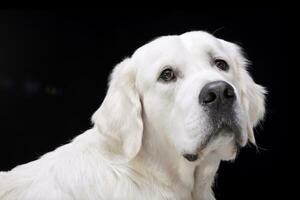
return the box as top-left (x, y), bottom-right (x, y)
top-left (0, 31), bottom-right (266, 200)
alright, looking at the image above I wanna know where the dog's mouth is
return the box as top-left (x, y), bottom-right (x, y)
top-left (202, 123), bottom-right (243, 149)
top-left (183, 120), bottom-right (243, 162)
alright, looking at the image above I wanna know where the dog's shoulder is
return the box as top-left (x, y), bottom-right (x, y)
top-left (0, 129), bottom-right (107, 199)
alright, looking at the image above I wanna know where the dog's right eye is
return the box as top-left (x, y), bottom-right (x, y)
top-left (159, 68), bottom-right (176, 82)
top-left (214, 59), bottom-right (229, 71)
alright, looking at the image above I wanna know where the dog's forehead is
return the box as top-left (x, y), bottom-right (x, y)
top-left (133, 31), bottom-right (229, 61)
top-left (179, 31), bottom-right (226, 53)
top-left (133, 35), bottom-right (184, 58)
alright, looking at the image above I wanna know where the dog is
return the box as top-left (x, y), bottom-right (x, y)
top-left (0, 31), bottom-right (266, 200)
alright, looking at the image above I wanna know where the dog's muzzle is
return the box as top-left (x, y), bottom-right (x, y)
top-left (183, 81), bottom-right (241, 162)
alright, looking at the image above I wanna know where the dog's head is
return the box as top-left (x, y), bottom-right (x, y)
top-left (92, 31), bottom-right (266, 163)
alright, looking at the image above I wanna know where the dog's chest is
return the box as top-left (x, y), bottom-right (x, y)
top-left (105, 181), bottom-right (193, 200)
top-left (109, 170), bottom-right (193, 200)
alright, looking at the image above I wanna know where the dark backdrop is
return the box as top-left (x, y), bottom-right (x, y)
top-left (0, 8), bottom-right (289, 200)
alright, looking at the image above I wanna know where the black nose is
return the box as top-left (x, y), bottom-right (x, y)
top-left (199, 81), bottom-right (236, 108)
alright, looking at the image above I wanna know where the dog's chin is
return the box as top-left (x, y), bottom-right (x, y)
top-left (213, 140), bottom-right (238, 161)
top-left (200, 133), bottom-right (238, 161)
top-left (183, 144), bottom-right (237, 163)
top-left (183, 127), bottom-right (241, 162)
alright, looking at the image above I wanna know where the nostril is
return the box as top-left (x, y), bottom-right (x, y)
top-left (224, 87), bottom-right (235, 99)
top-left (203, 92), bottom-right (217, 104)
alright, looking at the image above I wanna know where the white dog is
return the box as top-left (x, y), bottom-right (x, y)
top-left (0, 31), bottom-right (266, 200)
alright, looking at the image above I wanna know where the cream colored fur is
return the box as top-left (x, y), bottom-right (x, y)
top-left (0, 31), bottom-right (266, 200)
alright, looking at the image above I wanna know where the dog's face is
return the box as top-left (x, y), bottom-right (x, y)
top-left (133, 31), bottom-right (265, 161)
top-left (92, 31), bottom-right (266, 163)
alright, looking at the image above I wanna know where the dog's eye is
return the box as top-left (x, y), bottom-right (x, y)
top-left (159, 68), bottom-right (176, 82)
top-left (214, 59), bottom-right (229, 71)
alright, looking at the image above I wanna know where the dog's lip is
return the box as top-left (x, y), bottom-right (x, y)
top-left (199, 125), bottom-right (243, 149)
top-left (218, 123), bottom-right (245, 146)
top-left (183, 123), bottom-right (244, 162)
top-left (235, 136), bottom-right (246, 147)
top-left (183, 153), bottom-right (199, 162)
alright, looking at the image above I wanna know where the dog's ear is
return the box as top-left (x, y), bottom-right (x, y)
top-left (233, 45), bottom-right (266, 144)
top-left (240, 70), bottom-right (266, 144)
top-left (92, 58), bottom-right (143, 163)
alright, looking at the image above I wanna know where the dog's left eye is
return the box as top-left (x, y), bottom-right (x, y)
top-left (159, 68), bottom-right (176, 82)
top-left (214, 59), bottom-right (229, 71)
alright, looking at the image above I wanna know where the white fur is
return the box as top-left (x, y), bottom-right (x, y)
top-left (0, 31), bottom-right (266, 200)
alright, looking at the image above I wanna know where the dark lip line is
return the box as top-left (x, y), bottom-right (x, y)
top-left (198, 124), bottom-right (241, 152)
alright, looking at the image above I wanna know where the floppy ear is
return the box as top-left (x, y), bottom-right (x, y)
top-left (92, 58), bottom-right (143, 163)
top-left (234, 46), bottom-right (266, 144)
top-left (240, 70), bottom-right (266, 144)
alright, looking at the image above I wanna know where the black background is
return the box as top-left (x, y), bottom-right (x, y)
top-left (0, 8), bottom-right (289, 200)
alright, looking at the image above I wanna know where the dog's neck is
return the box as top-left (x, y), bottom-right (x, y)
top-left (130, 124), bottom-right (220, 199)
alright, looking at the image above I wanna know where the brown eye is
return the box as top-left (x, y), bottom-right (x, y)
top-left (215, 59), bottom-right (229, 71)
top-left (159, 68), bottom-right (176, 82)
